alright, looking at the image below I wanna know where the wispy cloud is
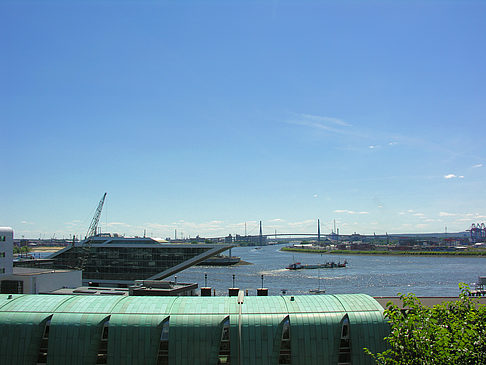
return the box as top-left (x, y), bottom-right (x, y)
top-left (287, 113), bottom-right (352, 135)
top-left (299, 114), bottom-right (351, 127)
top-left (415, 223), bottom-right (429, 229)
top-left (108, 222), bottom-right (131, 226)
top-left (334, 209), bottom-right (369, 215)
top-left (439, 212), bottom-right (456, 217)
top-left (398, 210), bottom-right (427, 219)
top-left (473, 164), bottom-right (483, 168)
top-left (287, 219), bottom-right (315, 226)
top-left (437, 212), bottom-right (486, 225)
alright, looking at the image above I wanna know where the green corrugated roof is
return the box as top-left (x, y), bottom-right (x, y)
top-left (0, 312), bottom-right (51, 365)
top-left (335, 293), bottom-right (385, 312)
top-left (0, 294), bottom-right (383, 317)
top-left (169, 314), bottom-right (224, 364)
top-left (0, 294), bottom-right (388, 365)
top-left (47, 312), bottom-right (108, 365)
top-left (111, 296), bottom-right (176, 314)
top-left (238, 313), bottom-right (285, 365)
top-left (242, 296), bottom-right (288, 314)
top-left (0, 294), bottom-right (24, 310)
top-left (54, 295), bottom-right (125, 313)
top-left (107, 314), bottom-right (167, 365)
top-left (286, 294), bottom-right (347, 313)
top-left (0, 294), bottom-right (72, 313)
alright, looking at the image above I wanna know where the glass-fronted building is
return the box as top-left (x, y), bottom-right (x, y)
top-left (45, 235), bottom-right (233, 287)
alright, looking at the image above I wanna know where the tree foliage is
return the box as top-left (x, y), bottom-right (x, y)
top-left (366, 284), bottom-right (486, 364)
top-left (13, 245), bottom-right (31, 255)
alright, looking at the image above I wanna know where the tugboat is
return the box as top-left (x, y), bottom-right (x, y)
top-left (286, 262), bottom-right (304, 270)
top-left (286, 260), bottom-right (347, 270)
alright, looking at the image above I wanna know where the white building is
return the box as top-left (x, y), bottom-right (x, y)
top-left (0, 227), bottom-right (82, 294)
top-left (0, 227), bottom-right (13, 277)
top-left (5, 267), bottom-right (82, 294)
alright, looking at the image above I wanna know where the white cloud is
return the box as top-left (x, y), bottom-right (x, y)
top-left (334, 209), bottom-right (369, 215)
top-left (368, 145), bottom-right (376, 149)
top-left (288, 219), bottom-right (315, 227)
top-left (415, 223), bottom-right (429, 229)
top-left (313, 194), bottom-right (318, 198)
top-left (107, 222), bottom-right (132, 227)
top-left (473, 164), bottom-right (483, 168)
top-left (439, 212), bottom-right (456, 217)
top-left (444, 174), bottom-right (464, 179)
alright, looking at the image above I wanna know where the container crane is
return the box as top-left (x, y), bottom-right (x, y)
top-left (85, 192), bottom-right (107, 239)
top-left (77, 192), bottom-right (107, 272)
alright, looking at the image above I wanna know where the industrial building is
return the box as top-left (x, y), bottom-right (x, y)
top-left (0, 293), bottom-right (388, 364)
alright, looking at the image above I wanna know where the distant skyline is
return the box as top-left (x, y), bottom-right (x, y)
top-left (2, 1), bottom-right (486, 239)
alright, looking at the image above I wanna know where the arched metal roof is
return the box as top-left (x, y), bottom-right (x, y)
top-left (0, 294), bottom-right (388, 365)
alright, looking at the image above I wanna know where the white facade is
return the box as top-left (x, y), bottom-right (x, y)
top-left (7, 268), bottom-right (82, 294)
top-left (0, 227), bottom-right (82, 294)
top-left (0, 227), bottom-right (13, 277)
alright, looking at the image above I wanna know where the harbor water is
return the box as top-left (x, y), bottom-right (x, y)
top-left (173, 244), bottom-right (486, 297)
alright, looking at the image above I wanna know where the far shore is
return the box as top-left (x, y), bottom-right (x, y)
top-left (281, 247), bottom-right (486, 257)
top-left (30, 246), bottom-right (67, 252)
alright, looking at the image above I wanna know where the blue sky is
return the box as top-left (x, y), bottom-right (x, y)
top-left (2, 1), bottom-right (486, 239)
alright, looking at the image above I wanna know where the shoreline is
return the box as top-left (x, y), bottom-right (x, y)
top-left (280, 247), bottom-right (486, 257)
top-left (30, 246), bottom-right (67, 252)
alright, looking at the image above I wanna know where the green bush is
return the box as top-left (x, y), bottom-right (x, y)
top-left (13, 245), bottom-right (31, 254)
top-left (366, 284), bottom-right (486, 364)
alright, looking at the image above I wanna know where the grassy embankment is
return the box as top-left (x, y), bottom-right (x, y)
top-left (32, 246), bottom-right (66, 252)
top-left (281, 247), bottom-right (486, 256)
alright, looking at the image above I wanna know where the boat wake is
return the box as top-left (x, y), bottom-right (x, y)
top-left (258, 269), bottom-right (288, 276)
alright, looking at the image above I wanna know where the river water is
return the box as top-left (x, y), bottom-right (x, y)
top-left (173, 244), bottom-right (486, 297)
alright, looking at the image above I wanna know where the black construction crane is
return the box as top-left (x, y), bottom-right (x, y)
top-left (77, 192), bottom-right (107, 272)
top-left (85, 192), bottom-right (107, 239)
